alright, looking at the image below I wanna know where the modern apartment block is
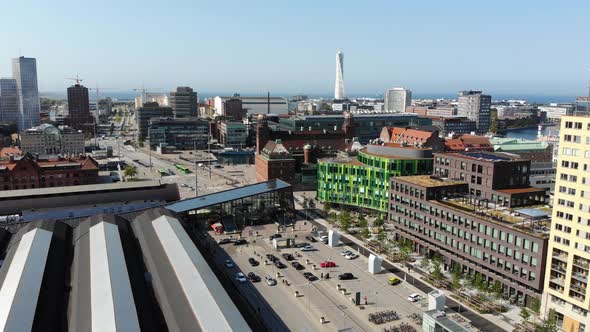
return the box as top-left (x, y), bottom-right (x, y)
top-left (541, 116), bottom-right (590, 332)
top-left (12, 57), bottom-right (41, 130)
top-left (457, 91), bottom-right (491, 134)
top-left (384, 87), bottom-right (412, 113)
top-left (170, 86), bottom-right (198, 118)
top-left (147, 117), bottom-right (209, 150)
top-left (389, 175), bottom-right (549, 306)
top-left (20, 124), bottom-right (85, 155)
top-left (432, 152), bottom-right (546, 208)
top-left (136, 102), bottom-right (173, 142)
top-left (219, 121), bottom-right (248, 148)
top-left (0, 78), bottom-right (19, 126)
top-left (317, 141), bottom-right (433, 212)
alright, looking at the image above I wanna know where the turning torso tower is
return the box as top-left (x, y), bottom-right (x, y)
top-left (334, 51), bottom-right (345, 99)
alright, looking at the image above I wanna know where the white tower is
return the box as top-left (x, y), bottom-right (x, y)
top-left (334, 51), bottom-right (345, 99)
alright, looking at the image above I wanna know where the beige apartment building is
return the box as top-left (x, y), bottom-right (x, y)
top-left (542, 116), bottom-right (590, 332)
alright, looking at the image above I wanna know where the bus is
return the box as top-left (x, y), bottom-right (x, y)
top-left (158, 169), bottom-right (169, 176)
top-left (174, 164), bottom-right (191, 174)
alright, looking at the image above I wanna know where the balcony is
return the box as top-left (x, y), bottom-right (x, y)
top-left (551, 264), bottom-right (567, 274)
top-left (571, 272), bottom-right (589, 282)
top-left (552, 253), bottom-right (569, 262)
top-left (573, 259), bottom-right (590, 270)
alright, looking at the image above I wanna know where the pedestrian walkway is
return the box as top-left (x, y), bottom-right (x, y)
top-left (294, 198), bottom-right (513, 332)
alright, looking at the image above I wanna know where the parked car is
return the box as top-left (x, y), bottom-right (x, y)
top-left (217, 238), bottom-right (232, 245)
top-left (266, 254), bottom-right (279, 263)
top-left (265, 276), bottom-right (277, 286)
top-left (301, 245), bottom-right (314, 252)
top-left (338, 273), bottom-right (354, 280)
top-left (320, 261), bottom-right (336, 268)
top-left (224, 260), bottom-right (234, 268)
top-left (303, 272), bottom-right (318, 281)
top-left (233, 239), bottom-right (248, 246)
top-left (407, 293), bottom-right (422, 302)
top-left (388, 277), bottom-right (402, 285)
top-left (274, 261), bottom-right (287, 269)
top-left (235, 272), bottom-right (248, 283)
top-left (320, 235), bottom-right (329, 244)
top-left (269, 233), bottom-right (283, 240)
top-left (340, 250), bottom-right (353, 256)
top-left (248, 272), bottom-right (261, 283)
top-left (345, 253), bottom-right (358, 260)
top-left (291, 261), bottom-right (305, 270)
top-left (248, 258), bottom-right (259, 266)
top-left (180, 183), bottom-right (189, 187)
top-left (281, 253), bottom-right (294, 261)
top-left (305, 235), bottom-right (317, 243)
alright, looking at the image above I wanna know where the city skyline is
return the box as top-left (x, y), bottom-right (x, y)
top-left (1, 1), bottom-right (589, 96)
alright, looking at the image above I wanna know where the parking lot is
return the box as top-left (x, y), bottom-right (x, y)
top-left (209, 221), bottom-right (428, 331)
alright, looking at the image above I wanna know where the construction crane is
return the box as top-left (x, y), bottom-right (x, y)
top-left (65, 75), bottom-right (83, 85)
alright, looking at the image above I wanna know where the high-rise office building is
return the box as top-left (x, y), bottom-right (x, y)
top-left (12, 57), bottom-right (40, 130)
top-left (384, 88), bottom-right (412, 113)
top-left (334, 51), bottom-right (345, 100)
top-left (170, 86), bottom-right (198, 118)
top-left (67, 83), bottom-right (91, 129)
top-left (457, 90), bottom-right (491, 134)
top-left (541, 116), bottom-right (590, 332)
top-left (0, 78), bottom-right (19, 126)
top-left (135, 102), bottom-right (173, 142)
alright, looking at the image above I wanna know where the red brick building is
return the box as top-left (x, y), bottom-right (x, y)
top-left (379, 127), bottom-right (444, 152)
top-left (444, 134), bottom-right (494, 152)
top-left (255, 139), bottom-right (295, 183)
top-left (0, 153), bottom-right (99, 191)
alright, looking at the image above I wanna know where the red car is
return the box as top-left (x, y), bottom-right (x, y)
top-left (320, 261), bottom-right (336, 268)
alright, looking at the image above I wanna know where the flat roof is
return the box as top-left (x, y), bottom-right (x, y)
top-left (0, 180), bottom-right (164, 199)
top-left (166, 179), bottom-right (291, 213)
top-left (424, 310), bottom-right (470, 332)
top-left (515, 208), bottom-right (549, 218)
top-left (495, 187), bottom-right (546, 194)
top-left (396, 175), bottom-right (466, 188)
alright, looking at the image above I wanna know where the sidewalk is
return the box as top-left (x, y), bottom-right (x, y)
top-left (293, 197), bottom-right (514, 332)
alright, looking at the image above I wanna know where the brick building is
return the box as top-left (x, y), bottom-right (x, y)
top-left (0, 153), bottom-right (99, 190)
top-left (432, 152), bottom-right (546, 207)
top-left (379, 127), bottom-right (444, 152)
top-left (444, 134), bottom-right (494, 152)
top-left (255, 139), bottom-right (296, 183)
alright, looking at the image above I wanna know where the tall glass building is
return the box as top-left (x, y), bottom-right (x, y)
top-left (12, 57), bottom-right (40, 130)
top-left (0, 78), bottom-right (19, 126)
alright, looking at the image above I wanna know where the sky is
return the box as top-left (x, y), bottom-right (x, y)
top-left (0, 0), bottom-right (589, 98)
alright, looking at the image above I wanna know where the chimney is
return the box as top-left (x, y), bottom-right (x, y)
top-left (303, 144), bottom-right (312, 164)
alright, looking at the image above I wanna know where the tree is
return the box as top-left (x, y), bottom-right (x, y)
top-left (431, 255), bottom-right (444, 280)
top-left (474, 273), bottom-right (487, 292)
top-left (124, 165), bottom-right (138, 179)
top-left (327, 212), bottom-right (337, 225)
top-left (452, 264), bottom-right (462, 290)
top-left (491, 280), bottom-right (503, 298)
top-left (360, 228), bottom-right (371, 239)
top-left (357, 214), bottom-right (368, 229)
top-left (338, 211), bottom-right (352, 233)
top-left (531, 298), bottom-right (541, 315)
top-left (489, 110), bottom-right (498, 134)
top-left (420, 256), bottom-right (431, 272)
top-left (376, 230), bottom-right (387, 242)
top-left (520, 307), bottom-right (531, 322)
top-left (373, 215), bottom-right (384, 228)
top-left (535, 310), bottom-right (558, 332)
top-left (398, 239), bottom-right (413, 262)
top-left (323, 201), bottom-right (331, 214)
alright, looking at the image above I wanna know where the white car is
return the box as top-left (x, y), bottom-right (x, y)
top-left (301, 245), bottom-right (314, 252)
top-left (180, 183), bottom-right (188, 187)
top-left (340, 250), bottom-right (353, 256)
top-left (224, 260), bottom-right (234, 268)
top-left (345, 253), bottom-right (358, 260)
top-left (235, 272), bottom-right (247, 283)
top-left (407, 293), bottom-right (422, 302)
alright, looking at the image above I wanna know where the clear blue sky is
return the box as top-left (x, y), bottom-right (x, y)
top-left (0, 0), bottom-right (588, 97)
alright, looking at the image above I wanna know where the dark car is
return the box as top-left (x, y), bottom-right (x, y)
top-left (248, 258), bottom-right (259, 266)
top-left (291, 261), bottom-right (305, 270)
top-left (234, 239), bottom-right (248, 246)
top-left (294, 242), bottom-right (309, 248)
top-left (281, 253), bottom-right (294, 261)
top-left (217, 238), bottom-right (232, 245)
top-left (338, 273), bottom-right (354, 280)
top-left (274, 261), bottom-right (287, 269)
top-left (305, 235), bottom-right (317, 243)
top-left (247, 272), bottom-right (261, 283)
top-left (266, 254), bottom-right (279, 263)
top-left (303, 272), bottom-right (317, 281)
top-left (269, 234), bottom-right (282, 241)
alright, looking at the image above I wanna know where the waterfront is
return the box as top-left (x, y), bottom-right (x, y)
top-left (504, 125), bottom-right (558, 140)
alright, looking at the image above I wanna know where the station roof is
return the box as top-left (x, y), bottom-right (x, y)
top-left (166, 179), bottom-right (291, 213)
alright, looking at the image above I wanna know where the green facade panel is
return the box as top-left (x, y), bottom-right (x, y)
top-left (317, 151), bottom-right (433, 212)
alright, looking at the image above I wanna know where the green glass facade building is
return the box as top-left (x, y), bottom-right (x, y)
top-left (317, 145), bottom-right (434, 212)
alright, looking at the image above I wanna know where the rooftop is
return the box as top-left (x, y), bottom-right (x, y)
top-left (166, 179), bottom-right (291, 213)
top-left (0, 180), bottom-right (165, 199)
top-left (441, 151), bottom-right (521, 162)
top-left (396, 175), bottom-right (466, 187)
